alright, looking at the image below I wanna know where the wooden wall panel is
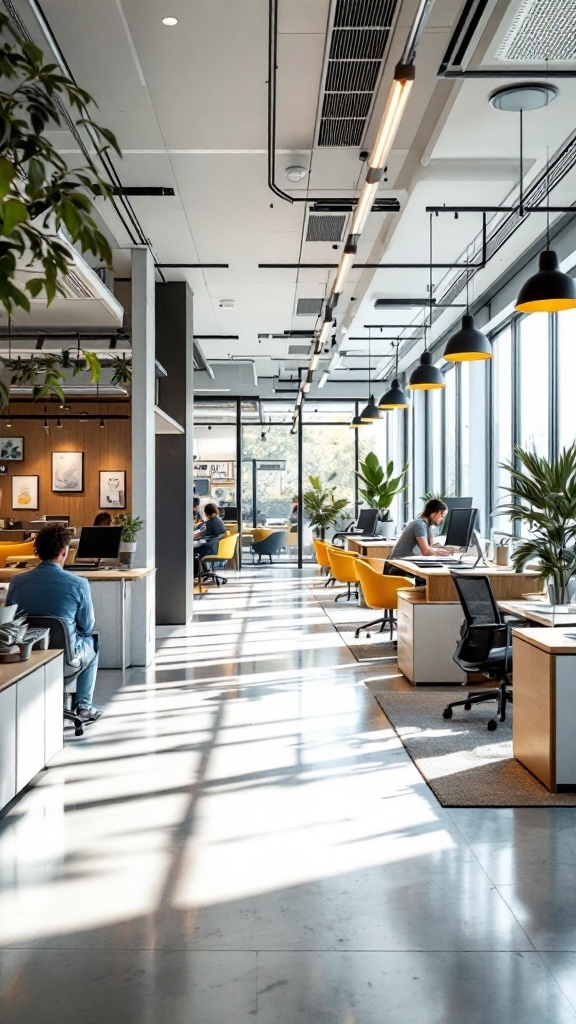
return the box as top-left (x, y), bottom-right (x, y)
top-left (0, 402), bottom-right (131, 528)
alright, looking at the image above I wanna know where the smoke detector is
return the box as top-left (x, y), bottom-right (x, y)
top-left (285, 165), bottom-right (307, 182)
top-left (219, 299), bottom-right (235, 308)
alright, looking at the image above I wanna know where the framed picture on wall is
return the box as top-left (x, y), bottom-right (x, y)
top-left (99, 470), bottom-right (126, 509)
top-left (12, 475), bottom-right (39, 511)
top-left (0, 437), bottom-right (24, 461)
top-left (52, 451), bottom-right (84, 493)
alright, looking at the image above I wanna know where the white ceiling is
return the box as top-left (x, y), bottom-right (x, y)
top-left (10, 0), bottom-right (576, 396)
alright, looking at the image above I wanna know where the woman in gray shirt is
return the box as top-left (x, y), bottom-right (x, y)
top-left (389, 499), bottom-right (455, 564)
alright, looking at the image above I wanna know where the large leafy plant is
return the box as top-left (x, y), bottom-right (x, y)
top-left (356, 452), bottom-right (408, 521)
top-left (0, 11), bottom-right (120, 315)
top-left (496, 444), bottom-right (576, 595)
top-left (302, 473), bottom-right (349, 539)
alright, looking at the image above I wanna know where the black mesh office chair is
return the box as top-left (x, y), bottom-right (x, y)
top-left (442, 573), bottom-right (525, 731)
top-left (26, 615), bottom-right (99, 737)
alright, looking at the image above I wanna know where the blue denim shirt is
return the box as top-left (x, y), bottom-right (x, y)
top-left (6, 562), bottom-right (95, 656)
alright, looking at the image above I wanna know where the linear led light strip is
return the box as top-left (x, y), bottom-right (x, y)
top-left (292, 66), bottom-right (415, 417)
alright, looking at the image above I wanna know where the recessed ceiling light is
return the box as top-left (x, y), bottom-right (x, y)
top-left (285, 165), bottom-right (307, 182)
top-left (162, 16), bottom-right (178, 26)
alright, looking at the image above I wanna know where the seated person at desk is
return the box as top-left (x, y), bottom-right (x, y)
top-left (386, 499), bottom-right (454, 576)
top-left (193, 496), bottom-right (203, 526)
top-left (289, 498), bottom-right (299, 524)
top-left (93, 512), bottom-right (112, 526)
top-left (194, 502), bottom-right (228, 555)
top-left (6, 524), bottom-right (101, 723)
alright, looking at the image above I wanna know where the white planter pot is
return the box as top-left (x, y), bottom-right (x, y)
top-left (119, 541), bottom-right (137, 568)
top-left (379, 520), bottom-right (395, 539)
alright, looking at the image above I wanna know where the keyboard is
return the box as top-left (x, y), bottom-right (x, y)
top-left (407, 558), bottom-right (465, 568)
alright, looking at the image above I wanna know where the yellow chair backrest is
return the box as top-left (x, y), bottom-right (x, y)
top-left (353, 559), bottom-right (414, 609)
top-left (252, 528), bottom-right (273, 544)
top-left (312, 537), bottom-right (330, 567)
top-left (215, 532), bottom-right (238, 560)
top-left (326, 546), bottom-right (360, 584)
top-left (0, 540), bottom-right (36, 568)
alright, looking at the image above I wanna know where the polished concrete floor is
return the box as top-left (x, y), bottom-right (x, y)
top-left (0, 568), bottom-right (575, 1023)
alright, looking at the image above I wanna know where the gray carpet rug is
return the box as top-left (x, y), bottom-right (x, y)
top-left (310, 587), bottom-right (397, 662)
top-left (373, 691), bottom-right (576, 807)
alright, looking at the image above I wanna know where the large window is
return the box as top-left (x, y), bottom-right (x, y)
top-left (519, 313), bottom-right (549, 457)
top-left (444, 367), bottom-right (457, 494)
top-left (558, 309), bottom-right (576, 449)
top-left (429, 385), bottom-right (443, 496)
top-left (459, 362), bottom-right (470, 495)
top-left (491, 326), bottom-right (513, 536)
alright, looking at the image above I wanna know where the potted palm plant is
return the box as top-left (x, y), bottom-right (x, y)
top-left (356, 452), bottom-right (408, 538)
top-left (302, 474), bottom-right (349, 540)
top-left (115, 514), bottom-right (144, 568)
top-left (496, 444), bottom-right (576, 603)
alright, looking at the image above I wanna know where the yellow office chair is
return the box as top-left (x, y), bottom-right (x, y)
top-left (0, 540), bottom-right (36, 568)
top-left (200, 533), bottom-right (238, 586)
top-left (312, 538), bottom-right (337, 586)
top-left (353, 559), bottom-right (414, 638)
top-left (326, 546), bottom-right (363, 602)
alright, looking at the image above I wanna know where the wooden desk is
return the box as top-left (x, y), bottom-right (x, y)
top-left (346, 537), bottom-right (396, 559)
top-left (512, 627), bottom-right (576, 791)
top-left (0, 567), bottom-right (155, 669)
top-left (388, 558), bottom-right (543, 602)
top-left (391, 561), bottom-right (541, 686)
top-left (499, 598), bottom-right (576, 628)
top-left (0, 650), bottom-right (63, 812)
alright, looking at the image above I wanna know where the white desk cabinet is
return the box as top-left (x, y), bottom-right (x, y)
top-left (397, 590), bottom-right (467, 685)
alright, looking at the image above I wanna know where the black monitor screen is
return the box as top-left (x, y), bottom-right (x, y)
top-left (444, 508), bottom-right (477, 549)
top-left (356, 509), bottom-right (379, 534)
top-left (440, 497), bottom-right (472, 534)
top-left (222, 506), bottom-right (238, 521)
top-left (194, 477), bottom-right (211, 496)
top-left (76, 525), bottom-right (122, 561)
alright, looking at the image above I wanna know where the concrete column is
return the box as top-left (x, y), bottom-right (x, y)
top-left (130, 247), bottom-right (156, 665)
top-left (155, 282), bottom-right (195, 624)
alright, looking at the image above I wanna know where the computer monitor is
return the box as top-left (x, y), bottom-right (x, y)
top-left (444, 507), bottom-right (477, 550)
top-left (440, 497), bottom-right (472, 535)
top-left (222, 505), bottom-right (238, 522)
top-left (194, 478), bottom-right (211, 496)
top-left (75, 525), bottom-right (122, 566)
top-left (356, 509), bottom-right (379, 535)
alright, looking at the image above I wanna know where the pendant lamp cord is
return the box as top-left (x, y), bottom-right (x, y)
top-left (466, 244), bottom-right (470, 314)
top-left (546, 146), bottom-right (550, 249)
top-left (368, 328), bottom-right (371, 398)
top-left (427, 213), bottom-right (433, 346)
top-left (519, 108), bottom-right (524, 217)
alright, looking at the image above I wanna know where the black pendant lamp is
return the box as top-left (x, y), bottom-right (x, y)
top-left (409, 217), bottom-right (446, 390)
top-left (360, 331), bottom-right (382, 422)
top-left (378, 342), bottom-right (410, 409)
top-left (516, 250), bottom-right (576, 312)
top-left (443, 245), bottom-right (491, 362)
top-left (349, 413), bottom-right (364, 429)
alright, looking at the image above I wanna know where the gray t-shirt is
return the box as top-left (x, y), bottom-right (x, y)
top-left (390, 518), bottom-right (428, 558)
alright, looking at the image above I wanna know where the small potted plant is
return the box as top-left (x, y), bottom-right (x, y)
top-left (115, 514), bottom-right (144, 568)
top-left (302, 473), bottom-right (349, 540)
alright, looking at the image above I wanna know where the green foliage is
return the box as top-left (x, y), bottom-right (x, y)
top-left (356, 451), bottom-right (408, 520)
top-left (496, 444), bottom-right (576, 589)
top-left (0, 12), bottom-right (120, 315)
top-left (108, 354), bottom-right (132, 390)
top-left (302, 473), bottom-right (349, 538)
top-left (115, 513), bottom-right (143, 543)
top-left (2, 349), bottom-right (105, 406)
top-left (420, 489), bottom-right (448, 504)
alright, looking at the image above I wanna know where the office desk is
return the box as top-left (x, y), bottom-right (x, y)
top-left (391, 560), bottom-right (542, 685)
top-left (346, 537), bottom-right (396, 559)
top-left (499, 598), bottom-right (576, 628)
top-left (0, 650), bottom-right (63, 813)
top-left (512, 627), bottom-right (576, 791)
top-left (0, 567), bottom-right (155, 670)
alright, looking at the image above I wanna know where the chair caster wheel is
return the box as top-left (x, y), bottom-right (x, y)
top-left (366, 633), bottom-right (371, 639)
top-left (75, 726), bottom-right (84, 737)
top-left (442, 707), bottom-right (452, 719)
top-left (464, 702), bottom-right (472, 710)
top-left (354, 631), bottom-right (360, 639)
top-left (487, 719), bottom-right (497, 731)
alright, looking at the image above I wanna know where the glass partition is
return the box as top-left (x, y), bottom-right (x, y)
top-left (491, 326), bottom-right (513, 537)
top-left (444, 366), bottom-right (457, 494)
top-left (558, 309), bottom-right (576, 449)
top-left (241, 422), bottom-right (298, 563)
top-left (519, 313), bottom-right (549, 457)
top-left (302, 413), bottom-right (356, 560)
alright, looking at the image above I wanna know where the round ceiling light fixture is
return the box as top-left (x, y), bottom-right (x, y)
top-left (162, 16), bottom-right (178, 26)
top-left (489, 83), bottom-right (559, 112)
top-left (285, 165), bottom-right (307, 182)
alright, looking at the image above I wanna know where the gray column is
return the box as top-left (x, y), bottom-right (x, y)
top-left (155, 282), bottom-right (194, 624)
top-left (131, 247), bottom-right (156, 665)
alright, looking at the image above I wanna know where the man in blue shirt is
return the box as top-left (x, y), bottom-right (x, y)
top-left (7, 523), bottom-right (101, 723)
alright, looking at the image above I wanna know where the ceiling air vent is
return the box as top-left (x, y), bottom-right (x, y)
top-left (318, 0), bottom-right (399, 147)
top-left (496, 0), bottom-right (576, 62)
top-left (288, 344), bottom-right (312, 356)
top-left (296, 298), bottom-right (324, 316)
top-left (306, 214), bottom-right (346, 242)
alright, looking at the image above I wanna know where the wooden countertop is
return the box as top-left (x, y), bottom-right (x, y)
top-left (512, 627), bottom-right (576, 655)
top-left (0, 566), bottom-right (156, 582)
top-left (499, 598), bottom-right (576, 627)
top-left (0, 649), bottom-right (62, 694)
top-left (388, 557), bottom-right (540, 578)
